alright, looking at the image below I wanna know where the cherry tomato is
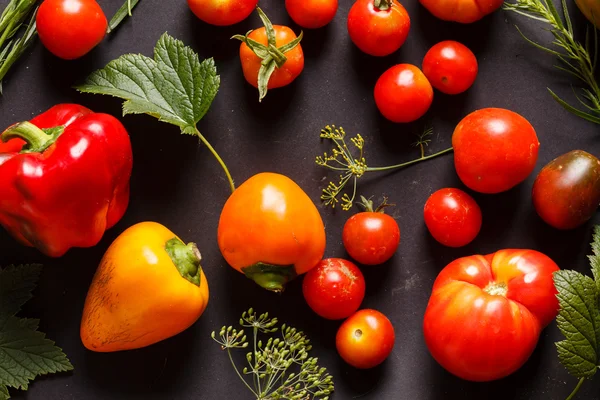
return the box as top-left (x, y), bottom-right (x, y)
top-left (336, 309), bottom-right (395, 369)
top-left (187, 0), bottom-right (258, 26)
top-left (239, 26), bottom-right (304, 91)
top-left (424, 188), bottom-right (482, 247)
top-left (453, 108), bottom-right (540, 194)
top-left (533, 150), bottom-right (600, 230)
top-left (422, 41), bottom-right (478, 95)
top-left (37, 0), bottom-right (107, 60)
top-left (347, 0), bottom-right (411, 57)
top-left (423, 250), bottom-right (559, 381)
top-left (217, 173), bottom-right (326, 292)
top-left (302, 258), bottom-right (366, 320)
top-left (374, 64), bottom-right (433, 123)
top-left (286, 0), bottom-right (338, 29)
top-left (342, 207), bottom-right (400, 265)
top-left (420, 0), bottom-right (504, 23)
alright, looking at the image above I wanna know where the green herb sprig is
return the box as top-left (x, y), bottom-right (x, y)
top-left (212, 309), bottom-right (334, 400)
top-left (0, 0), bottom-right (38, 94)
top-left (316, 125), bottom-right (453, 210)
top-left (504, 0), bottom-right (600, 124)
top-left (108, 0), bottom-right (141, 33)
top-left (553, 225), bottom-right (600, 399)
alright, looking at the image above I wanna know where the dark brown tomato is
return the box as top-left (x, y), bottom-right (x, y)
top-left (532, 150), bottom-right (600, 230)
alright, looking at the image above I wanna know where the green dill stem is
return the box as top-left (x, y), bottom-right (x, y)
top-left (367, 147), bottom-right (454, 172)
top-left (227, 348), bottom-right (259, 397)
top-left (194, 127), bottom-right (235, 193)
top-left (254, 326), bottom-right (263, 396)
top-left (566, 377), bottom-right (585, 400)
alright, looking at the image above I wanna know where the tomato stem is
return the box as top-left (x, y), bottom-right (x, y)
top-left (566, 377), bottom-right (585, 400)
top-left (195, 127), bottom-right (235, 193)
top-left (483, 281), bottom-right (508, 297)
top-left (373, 0), bottom-right (393, 11)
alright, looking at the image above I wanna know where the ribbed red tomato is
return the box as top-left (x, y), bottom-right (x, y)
top-left (423, 250), bottom-right (560, 382)
top-left (422, 41), bottom-right (478, 95)
top-left (37, 0), bottom-right (107, 60)
top-left (302, 258), bottom-right (366, 320)
top-left (453, 108), bottom-right (540, 194)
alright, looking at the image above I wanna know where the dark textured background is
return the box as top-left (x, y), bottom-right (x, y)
top-left (1, 0), bottom-right (599, 399)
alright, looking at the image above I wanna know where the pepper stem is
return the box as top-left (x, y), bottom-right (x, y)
top-left (374, 0), bottom-right (393, 11)
top-left (165, 238), bottom-right (202, 286)
top-left (1, 121), bottom-right (65, 153)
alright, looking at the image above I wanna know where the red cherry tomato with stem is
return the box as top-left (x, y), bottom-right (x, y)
top-left (375, 64), bottom-right (433, 123)
top-left (187, 0), bottom-right (259, 26)
top-left (286, 0), bottom-right (338, 29)
top-left (37, 0), bottom-right (107, 60)
top-left (336, 309), bottom-right (395, 369)
top-left (342, 197), bottom-right (400, 265)
top-left (422, 41), bottom-right (478, 95)
top-left (424, 188), bottom-right (482, 247)
top-left (453, 108), bottom-right (540, 194)
top-left (302, 258), bottom-right (366, 320)
top-left (347, 0), bottom-right (411, 57)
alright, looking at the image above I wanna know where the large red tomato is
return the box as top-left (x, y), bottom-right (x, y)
top-left (423, 249), bottom-right (560, 382)
top-left (419, 0), bottom-right (504, 23)
top-left (347, 0), bottom-right (411, 57)
top-left (452, 108), bottom-right (540, 194)
top-left (188, 0), bottom-right (258, 26)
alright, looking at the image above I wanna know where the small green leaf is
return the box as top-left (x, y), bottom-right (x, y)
top-left (554, 270), bottom-right (600, 378)
top-left (258, 61), bottom-right (277, 102)
top-left (0, 265), bottom-right (42, 317)
top-left (590, 225), bottom-right (600, 293)
top-left (76, 33), bottom-right (220, 135)
top-left (0, 384), bottom-right (8, 400)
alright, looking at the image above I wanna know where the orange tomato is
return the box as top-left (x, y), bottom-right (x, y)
top-left (218, 172), bottom-right (326, 292)
top-left (80, 222), bottom-right (209, 352)
top-left (240, 26), bottom-right (305, 90)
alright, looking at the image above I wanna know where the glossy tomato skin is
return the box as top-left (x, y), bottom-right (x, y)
top-left (347, 0), bottom-right (410, 57)
top-left (342, 212), bottom-right (400, 265)
top-left (187, 0), bottom-right (258, 26)
top-left (217, 173), bottom-right (325, 292)
top-left (336, 309), bottom-right (395, 369)
top-left (420, 0), bottom-right (504, 23)
top-left (302, 258), bottom-right (366, 320)
top-left (240, 26), bottom-right (305, 90)
top-left (453, 108), bottom-right (539, 194)
top-left (422, 41), bottom-right (478, 95)
top-left (423, 250), bottom-right (560, 382)
top-left (374, 64), bottom-right (433, 123)
top-left (286, 0), bottom-right (338, 28)
top-left (37, 0), bottom-right (107, 60)
top-left (424, 188), bottom-right (482, 247)
top-left (533, 150), bottom-right (600, 230)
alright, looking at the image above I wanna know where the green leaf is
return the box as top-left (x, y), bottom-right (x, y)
top-left (590, 226), bottom-right (600, 292)
top-left (75, 33), bottom-right (220, 135)
top-left (0, 384), bottom-right (9, 400)
top-left (554, 270), bottom-right (600, 378)
top-left (0, 315), bottom-right (73, 391)
top-left (0, 265), bottom-right (42, 317)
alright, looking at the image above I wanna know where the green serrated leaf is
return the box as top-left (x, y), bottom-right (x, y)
top-left (75, 33), bottom-right (220, 135)
top-left (554, 270), bottom-right (600, 378)
top-left (589, 225), bottom-right (600, 292)
top-left (0, 265), bottom-right (42, 317)
top-left (0, 315), bottom-right (73, 391)
top-left (0, 384), bottom-right (8, 400)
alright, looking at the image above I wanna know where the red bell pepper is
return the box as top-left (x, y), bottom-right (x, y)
top-left (0, 104), bottom-right (133, 257)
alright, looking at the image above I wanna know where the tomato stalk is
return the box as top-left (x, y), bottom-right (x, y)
top-left (194, 127), bottom-right (235, 193)
top-left (566, 377), bottom-right (585, 400)
top-left (316, 125), bottom-right (453, 210)
top-left (373, 0), bottom-right (393, 11)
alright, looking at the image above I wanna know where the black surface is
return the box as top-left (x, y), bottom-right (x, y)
top-left (1, 0), bottom-right (599, 399)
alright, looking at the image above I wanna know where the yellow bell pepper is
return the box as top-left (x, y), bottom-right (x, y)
top-left (575, 0), bottom-right (600, 28)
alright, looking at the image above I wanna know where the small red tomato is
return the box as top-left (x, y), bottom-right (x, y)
top-left (453, 108), bottom-right (540, 194)
top-left (286, 0), bottom-right (338, 29)
top-left (37, 0), bottom-right (107, 60)
top-left (533, 150), bottom-right (600, 230)
top-left (336, 309), bottom-right (395, 369)
top-left (424, 188), bottom-right (482, 247)
top-left (374, 64), bottom-right (433, 123)
top-left (302, 258), bottom-right (366, 320)
top-left (347, 0), bottom-right (411, 57)
top-left (420, 0), bottom-right (504, 23)
top-left (187, 0), bottom-right (258, 26)
top-left (342, 202), bottom-right (400, 265)
top-left (422, 41), bottom-right (478, 95)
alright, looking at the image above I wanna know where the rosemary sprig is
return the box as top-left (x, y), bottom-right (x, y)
top-left (107, 0), bottom-right (141, 33)
top-left (316, 125), bottom-right (453, 211)
top-left (212, 309), bottom-right (334, 400)
top-left (504, 0), bottom-right (600, 124)
top-left (0, 0), bottom-right (38, 94)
